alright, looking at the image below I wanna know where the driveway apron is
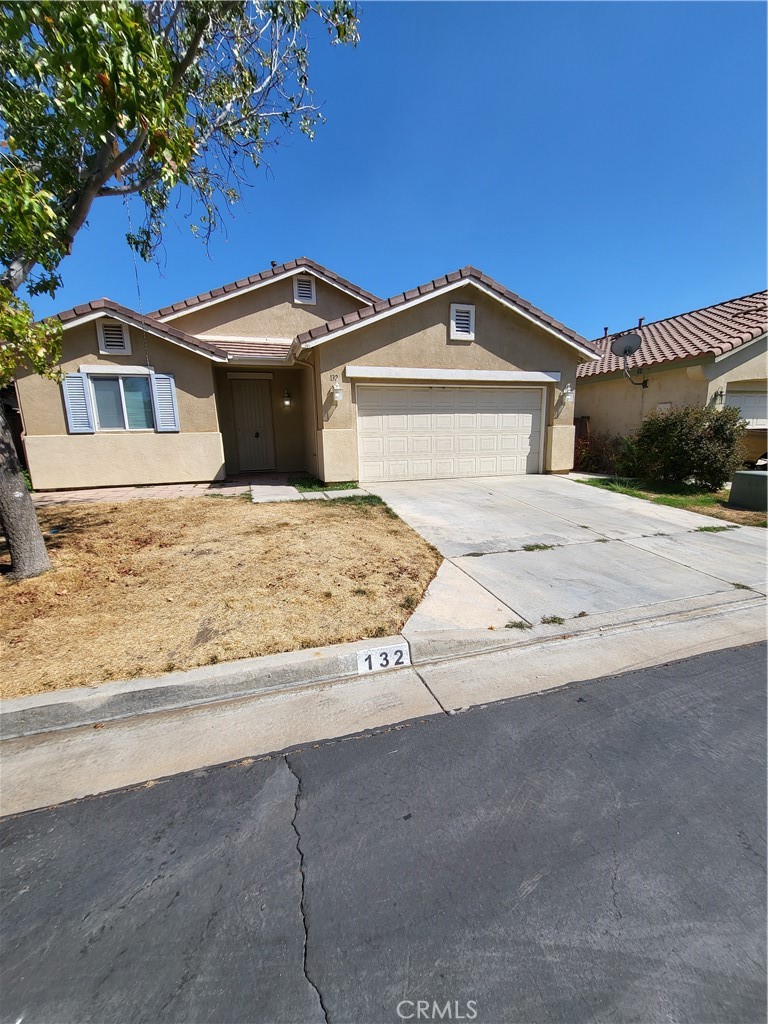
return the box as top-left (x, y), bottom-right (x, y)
top-left (366, 476), bottom-right (767, 630)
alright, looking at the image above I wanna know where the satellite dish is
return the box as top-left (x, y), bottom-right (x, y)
top-left (610, 332), bottom-right (642, 358)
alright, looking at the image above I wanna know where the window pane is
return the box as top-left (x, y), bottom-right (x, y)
top-left (123, 377), bottom-right (154, 429)
top-left (92, 378), bottom-right (124, 429)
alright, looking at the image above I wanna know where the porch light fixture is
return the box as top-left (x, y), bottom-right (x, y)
top-left (283, 390), bottom-right (291, 407)
top-left (563, 382), bottom-right (575, 403)
top-left (332, 381), bottom-right (343, 402)
top-left (712, 389), bottom-right (725, 404)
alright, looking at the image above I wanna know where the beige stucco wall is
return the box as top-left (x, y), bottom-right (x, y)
top-left (705, 335), bottom-right (767, 393)
top-left (310, 286), bottom-right (584, 481)
top-left (545, 425), bottom-right (577, 472)
top-left (16, 321), bottom-right (224, 489)
top-left (575, 365), bottom-right (709, 436)
top-left (213, 367), bottom-right (309, 474)
top-left (17, 323), bottom-right (220, 436)
top-left (575, 338), bottom-right (768, 461)
top-left (163, 277), bottom-right (365, 340)
top-left (24, 433), bottom-right (225, 489)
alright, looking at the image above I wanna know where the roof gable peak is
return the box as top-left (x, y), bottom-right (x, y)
top-left (150, 257), bottom-right (379, 321)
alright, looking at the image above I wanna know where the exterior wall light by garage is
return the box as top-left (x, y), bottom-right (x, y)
top-left (283, 390), bottom-right (291, 407)
top-left (332, 381), bottom-right (343, 402)
top-left (563, 382), bottom-right (575, 403)
top-left (712, 389), bottom-right (725, 405)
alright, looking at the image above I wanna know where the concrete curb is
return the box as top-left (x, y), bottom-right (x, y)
top-left (0, 634), bottom-right (408, 740)
top-left (2, 589), bottom-right (764, 742)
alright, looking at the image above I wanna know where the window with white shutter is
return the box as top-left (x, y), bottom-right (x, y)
top-left (62, 372), bottom-right (179, 432)
top-left (97, 319), bottom-right (131, 355)
top-left (293, 275), bottom-right (316, 305)
top-left (450, 303), bottom-right (476, 341)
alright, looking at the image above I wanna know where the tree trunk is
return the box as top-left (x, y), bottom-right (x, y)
top-left (0, 404), bottom-right (51, 580)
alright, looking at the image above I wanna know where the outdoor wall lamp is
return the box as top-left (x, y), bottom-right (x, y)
top-left (283, 390), bottom-right (291, 407)
top-left (332, 381), bottom-right (343, 402)
top-left (712, 389), bottom-right (725, 404)
top-left (563, 382), bottom-right (575, 403)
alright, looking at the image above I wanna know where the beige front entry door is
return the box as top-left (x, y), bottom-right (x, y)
top-left (231, 379), bottom-right (276, 472)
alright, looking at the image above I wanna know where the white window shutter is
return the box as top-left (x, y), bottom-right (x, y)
top-left (62, 373), bottom-right (95, 433)
top-left (149, 373), bottom-right (180, 432)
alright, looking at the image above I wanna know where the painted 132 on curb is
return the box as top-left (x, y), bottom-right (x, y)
top-left (357, 643), bottom-right (411, 674)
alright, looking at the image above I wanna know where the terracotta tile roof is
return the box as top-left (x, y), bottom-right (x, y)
top-left (206, 338), bottom-right (293, 362)
top-left (578, 290), bottom-right (768, 378)
top-left (295, 266), bottom-right (596, 356)
top-left (150, 257), bottom-right (379, 319)
top-left (52, 299), bottom-right (227, 361)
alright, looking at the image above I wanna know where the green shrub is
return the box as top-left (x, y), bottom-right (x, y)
top-left (634, 405), bottom-right (745, 490)
top-left (574, 432), bottom-right (639, 476)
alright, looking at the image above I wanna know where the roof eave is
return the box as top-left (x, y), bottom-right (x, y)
top-left (54, 306), bottom-right (228, 363)
top-left (153, 259), bottom-right (379, 322)
top-left (296, 277), bottom-right (595, 359)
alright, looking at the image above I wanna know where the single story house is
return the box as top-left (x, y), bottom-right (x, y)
top-left (14, 258), bottom-right (598, 490)
top-left (575, 290), bottom-right (768, 461)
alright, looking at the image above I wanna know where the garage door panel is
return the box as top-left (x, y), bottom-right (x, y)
top-left (357, 386), bottom-right (543, 482)
top-left (386, 437), bottom-right (408, 456)
top-left (412, 436), bottom-right (433, 455)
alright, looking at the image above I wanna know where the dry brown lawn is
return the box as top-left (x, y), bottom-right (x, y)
top-left (1, 495), bottom-right (441, 699)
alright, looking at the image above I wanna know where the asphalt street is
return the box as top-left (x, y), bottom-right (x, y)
top-left (1, 642), bottom-right (766, 1024)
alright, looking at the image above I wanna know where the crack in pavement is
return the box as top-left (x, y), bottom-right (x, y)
top-left (285, 755), bottom-right (330, 1024)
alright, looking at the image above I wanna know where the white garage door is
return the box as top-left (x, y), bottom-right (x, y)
top-left (356, 386), bottom-right (543, 482)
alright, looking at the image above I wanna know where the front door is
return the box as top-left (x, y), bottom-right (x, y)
top-left (231, 379), bottom-right (276, 472)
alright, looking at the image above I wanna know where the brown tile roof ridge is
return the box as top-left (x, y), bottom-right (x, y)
top-left (49, 298), bottom-right (226, 361)
top-left (295, 265), bottom-right (594, 352)
top-left (148, 257), bottom-right (380, 318)
top-left (577, 288), bottom-right (767, 378)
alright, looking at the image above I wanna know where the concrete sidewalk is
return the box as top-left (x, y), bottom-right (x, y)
top-left (2, 589), bottom-right (764, 815)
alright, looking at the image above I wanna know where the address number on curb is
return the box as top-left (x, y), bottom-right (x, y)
top-left (357, 643), bottom-right (411, 674)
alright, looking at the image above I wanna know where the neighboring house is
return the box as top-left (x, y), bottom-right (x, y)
top-left (575, 290), bottom-right (768, 461)
top-left (14, 258), bottom-right (597, 490)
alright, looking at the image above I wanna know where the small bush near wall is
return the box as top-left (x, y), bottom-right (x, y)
top-left (634, 405), bottom-right (746, 490)
top-left (574, 432), bottom-right (639, 476)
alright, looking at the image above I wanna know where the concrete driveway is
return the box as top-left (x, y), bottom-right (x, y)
top-left (366, 476), bottom-right (767, 633)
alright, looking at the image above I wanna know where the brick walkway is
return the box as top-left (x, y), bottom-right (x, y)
top-left (30, 475), bottom-right (371, 507)
top-left (31, 477), bottom-right (262, 507)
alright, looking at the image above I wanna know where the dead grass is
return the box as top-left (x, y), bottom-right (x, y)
top-left (0, 497), bottom-right (441, 699)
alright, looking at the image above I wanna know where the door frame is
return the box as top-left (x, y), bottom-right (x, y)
top-left (230, 376), bottom-right (277, 473)
top-left (354, 383), bottom-right (548, 481)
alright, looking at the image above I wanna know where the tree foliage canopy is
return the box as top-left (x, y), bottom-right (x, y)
top-left (0, 0), bottom-right (358, 382)
top-left (1, 0), bottom-right (358, 299)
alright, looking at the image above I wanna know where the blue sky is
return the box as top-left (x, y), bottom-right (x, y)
top-left (29, 1), bottom-right (767, 340)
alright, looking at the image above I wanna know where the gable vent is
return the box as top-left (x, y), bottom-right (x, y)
top-left (293, 275), bottom-right (316, 305)
top-left (97, 320), bottom-right (131, 354)
top-left (450, 303), bottom-right (475, 341)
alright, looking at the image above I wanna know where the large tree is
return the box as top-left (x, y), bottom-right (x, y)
top-left (0, 0), bottom-right (359, 579)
